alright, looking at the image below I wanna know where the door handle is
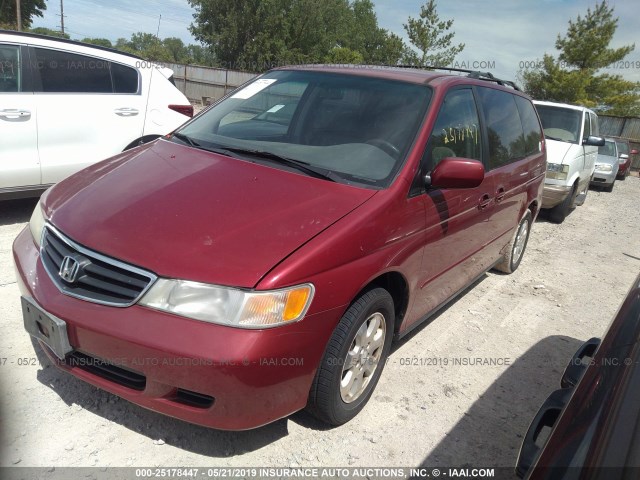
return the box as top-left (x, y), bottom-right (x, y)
top-left (0, 108), bottom-right (31, 120)
top-left (114, 108), bottom-right (139, 117)
top-left (478, 194), bottom-right (492, 210)
top-left (495, 187), bottom-right (506, 203)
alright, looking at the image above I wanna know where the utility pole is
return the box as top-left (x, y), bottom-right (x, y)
top-left (15, 0), bottom-right (22, 31)
top-left (60, 0), bottom-right (65, 35)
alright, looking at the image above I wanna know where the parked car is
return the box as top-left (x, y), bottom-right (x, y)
top-left (615, 139), bottom-right (637, 179)
top-left (590, 138), bottom-right (620, 192)
top-left (533, 100), bottom-right (605, 224)
top-left (516, 273), bottom-right (640, 479)
top-left (0, 30), bottom-right (193, 200)
top-left (13, 66), bottom-right (546, 430)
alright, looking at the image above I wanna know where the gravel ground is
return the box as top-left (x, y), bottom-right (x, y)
top-left (1, 175), bottom-right (639, 474)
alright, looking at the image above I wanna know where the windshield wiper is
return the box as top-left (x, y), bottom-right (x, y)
top-left (212, 146), bottom-right (339, 182)
top-left (172, 132), bottom-right (201, 147)
top-left (545, 134), bottom-right (569, 142)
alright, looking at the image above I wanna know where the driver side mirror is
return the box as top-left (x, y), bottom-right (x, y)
top-left (583, 136), bottom-right (605, 147)
top-left (426, 157), bottom-right (485, 189)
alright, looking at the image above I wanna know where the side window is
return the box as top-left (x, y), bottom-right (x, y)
top-left (112, 62), bottom-right (139, 94)
top-left (34, 48), bottom-right (112, 93)
top-left (477, 87), bottom-right (526, 169)
top-left (427, 88), bottom-right (482, 171)
top-left (514, 96), bottom-right (543, 156)
top-left (590, 113), bottom-right (599, 137)
top-left (0, 44), bottom-right (21, 93)
top-left (582, 113), bottom-right (591, 139)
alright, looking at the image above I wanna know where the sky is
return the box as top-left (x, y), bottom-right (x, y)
top-left (32, 0), bottom-right (640, 82)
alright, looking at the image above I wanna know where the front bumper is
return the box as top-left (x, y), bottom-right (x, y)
top-left (591, 169), bottom-right (616, 187)
top-left (541, 183), bottom-right (573, 209)
top-left (12, 227), bottom-right (339, 430)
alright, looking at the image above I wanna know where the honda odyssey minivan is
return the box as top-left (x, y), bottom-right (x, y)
top-left (13, 66), bottom-right (546, 430)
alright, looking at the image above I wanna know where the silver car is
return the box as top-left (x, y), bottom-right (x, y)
top-left (591, 138), bottom-right (619, 192)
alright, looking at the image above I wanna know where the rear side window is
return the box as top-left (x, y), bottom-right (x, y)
top-left (427, 88), bottom-right (482, 170)
top-left (34, 48), bottom-right (112, 93)
top-left (477, 87), bottom-right (525, 169)
top-left (112, 62), bottom-right (138, 93)
top-left (0, 44), bottom-right (21, 92)
top-left (33, 48), bottom-right (139, 94)
top-left (514, 96), bottom-right (542, 156)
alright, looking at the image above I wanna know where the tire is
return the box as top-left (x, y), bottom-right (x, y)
top-left (307, 288), bottom-right (394, 426)
top-left (548, 182), bottom-right (577, 224)
top-left (494, 210), bottom-right (532, 274)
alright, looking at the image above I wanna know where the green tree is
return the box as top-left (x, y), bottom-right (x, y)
top-left (403, 0), bottom-right (464, 67)
top-left (188, 0), bottom-right (400, 71)
top-left (29, 27), bottom-right (70, 39)
top-left (340, 0), bottom-right (405, 65)
top-left (521, 1), bottom-right (639, 116)
top-left (81, 38), bottom-right (113, 48)
top-left (0, 0), bottom-right (46, 30)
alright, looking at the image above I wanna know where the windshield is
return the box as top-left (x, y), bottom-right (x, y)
top-left (599, 140), bottom-right (616, 157)
top-left (176, 70), bottom-right (432, 188)
top-left (535, 105), bottom-right (582, 144)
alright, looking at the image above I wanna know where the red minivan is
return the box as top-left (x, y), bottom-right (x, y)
top-left (13, 66), bottom-right (546, 430)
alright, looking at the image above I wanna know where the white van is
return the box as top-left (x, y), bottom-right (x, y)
top-left (533, 101), bottom-right (605, 223)
top-left (1, 30), bottom-right (193, 199)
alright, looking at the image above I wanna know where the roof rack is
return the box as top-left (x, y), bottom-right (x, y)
top-left (394, 64), bottom-right (521, 91)
top-left (0, 29), bottom-right (143, 61)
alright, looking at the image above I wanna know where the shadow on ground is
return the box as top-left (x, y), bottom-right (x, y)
top-left (414, 335), bottom-right (583, 479)
top-left (0, 198), bottom-right (39, 226)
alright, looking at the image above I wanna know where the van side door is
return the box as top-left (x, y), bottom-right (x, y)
top-left (29, 46), bottom-right (145, 185)
top-left (405, 87), bottom-right (495, 330)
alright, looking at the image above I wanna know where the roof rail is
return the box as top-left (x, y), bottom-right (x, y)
top-left (393, 64), bottom-right (521, 91)
top-left (0, 29), bottom-right (143, 61)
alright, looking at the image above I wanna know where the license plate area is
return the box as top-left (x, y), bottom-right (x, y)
top-left (21, 296), bottom-right (73, 360)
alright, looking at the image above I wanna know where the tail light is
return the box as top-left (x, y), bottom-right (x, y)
top-left (168, 104), bottom-right (194, 118)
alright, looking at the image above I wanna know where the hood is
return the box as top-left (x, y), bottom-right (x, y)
top-left (545, 139), bottom-right (574, 164)
top-left (44, 140), bottom-right (376, 288)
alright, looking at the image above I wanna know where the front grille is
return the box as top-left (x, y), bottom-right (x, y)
top-left (41, 224), bottom-right (156, 307)
top-left (65, 351), bottom-right (146, 391)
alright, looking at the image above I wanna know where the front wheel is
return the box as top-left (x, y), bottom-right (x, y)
top-left (494, 210), bottom-right (532, 274)
top-left (307, 288), bottom-right (394, 426)
top-left (548, 183), bottom-right (577, 224)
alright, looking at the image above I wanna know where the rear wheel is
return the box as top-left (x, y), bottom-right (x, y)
top-left (494, 210), bottom-right (532, 274)
top-left (548, 183), bottom-right (577, 224)
top-left (307, 288), bottom-right (394, 426)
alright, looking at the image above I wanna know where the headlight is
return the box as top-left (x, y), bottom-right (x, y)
top-left (546, 163), bottom-right (569, 180)
top-left (139, 279), bottom-right (315, 328)
top-left (595, 163), bottom-right (613, 172)
top-left (29, 200), bottom-right (46, 248)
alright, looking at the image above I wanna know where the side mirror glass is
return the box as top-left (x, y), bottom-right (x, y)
top-left (583, 136), bottom-right (605, 147)
top-left (427, 157), bottom-right (485, 189)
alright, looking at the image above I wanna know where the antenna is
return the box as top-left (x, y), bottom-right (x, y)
top-left (156, 14), bottom-right (161, 39)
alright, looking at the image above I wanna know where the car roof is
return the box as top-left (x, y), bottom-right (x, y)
top-left (274, 64), bottom-right (523, 92)
top-left (0, 29), bottom-right (143, 62)
top-left (533, 99), bottom-right (596, 115)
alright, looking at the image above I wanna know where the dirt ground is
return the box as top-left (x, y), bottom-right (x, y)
top-left (1, 175), bottom-right (639, 474)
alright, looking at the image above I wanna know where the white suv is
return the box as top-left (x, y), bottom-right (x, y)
top-left (533, 100), bottom-right (604, 223)
top-left (0, 30), bottom-right (193, 199)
